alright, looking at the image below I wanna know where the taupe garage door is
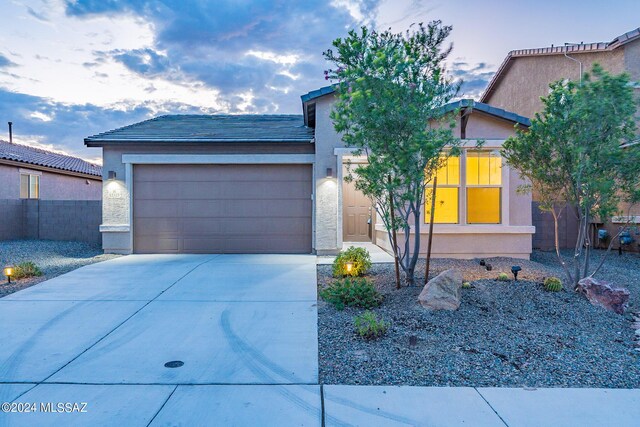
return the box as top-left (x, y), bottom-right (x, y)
top-left (133, 164), bottom-right (312, 254)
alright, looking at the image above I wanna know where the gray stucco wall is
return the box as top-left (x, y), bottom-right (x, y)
top-left (0, 164), bottom-right (101, 200)
top-left (99, 142), bottom-right (318, 254)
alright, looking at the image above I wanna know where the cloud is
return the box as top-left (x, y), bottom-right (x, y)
top-left (450, 60), bottom-right (496, 99)
top-left (0, 54), bottom-right (16, 68)
top-left (0, 86), bottom-right (217, 160)
top-left (64, 0), bottom-right (381, 112)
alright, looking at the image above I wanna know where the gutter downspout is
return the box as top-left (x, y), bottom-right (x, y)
top-left (564, 42), bottom-right (583, 84)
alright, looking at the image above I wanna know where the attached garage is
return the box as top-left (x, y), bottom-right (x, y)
top-left (133, 163), bottom-right (313, 254)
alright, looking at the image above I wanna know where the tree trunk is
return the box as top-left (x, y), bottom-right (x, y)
top-left (552, 207), bottom-right (573, 285)
top-left (388, 176), bottom-right (401, 289)
top-left (424, 176), bottom-right (437, 285)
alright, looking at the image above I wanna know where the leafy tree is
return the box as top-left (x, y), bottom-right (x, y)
top-left (502, 65), bottom-right (640, 287)
top-left (324, 22), bottom-right (461, 286)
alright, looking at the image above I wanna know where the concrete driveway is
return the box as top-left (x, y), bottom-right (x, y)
top-left (0, 254), bottom-right (321, 425)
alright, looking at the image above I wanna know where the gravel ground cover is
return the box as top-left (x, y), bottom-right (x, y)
top-left (318, 249), bottom-right (640, 388)
top-left (0, 240), bottom-right (119, 297)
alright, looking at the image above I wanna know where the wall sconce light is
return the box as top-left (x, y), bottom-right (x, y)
top-left (326, 168), bottom-right (333, 178)
top-left (3, 266), bottom-right (14, 283)
top-left (108, 171), bottom-right (117, 180)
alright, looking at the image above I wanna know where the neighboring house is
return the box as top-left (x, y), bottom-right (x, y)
top-left (89, 92), bottom-right (535, 258)
top-left (481, 27), bottom-right (640, 250)
top-left (0, 140), bottom-right (102, 200)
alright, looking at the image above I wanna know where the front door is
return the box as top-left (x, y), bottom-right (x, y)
top-left (342, 165), bottom-right (372, 242)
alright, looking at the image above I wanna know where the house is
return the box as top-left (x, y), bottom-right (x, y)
top-left (481, 27), bottom-right (640, 250)
top-left (0, 139), bottom-right (103, 243)
top-left (88, 91), bottom-right (534, 258)
top-left (0, 139), bottom-right (102, 200)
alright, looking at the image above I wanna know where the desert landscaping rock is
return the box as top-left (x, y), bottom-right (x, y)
top-left (0, 240), bottom-right (119, 297)
top-left (318, 249), bottom-right (640, 388)
top-left (418, 269), bottom-right (462, 310)
top-left (577, 277), bottom-right (630, 314)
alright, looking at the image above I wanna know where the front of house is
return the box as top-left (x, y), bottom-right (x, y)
top-left (89, 88), bottom-right (535, 258)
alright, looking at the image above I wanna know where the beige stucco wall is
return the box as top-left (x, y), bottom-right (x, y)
top-left (319, 97), bottom-right (535, 259)
top-left (313, 96), bottom-right (344, 255)
top-left (485, 49), bottom-right (626, 119)
top-left (0, 163), bottom-right (101, 200)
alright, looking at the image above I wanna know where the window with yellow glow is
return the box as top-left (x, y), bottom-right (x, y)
top-left (466, 151), bottom-right (501, 224)
top-left (425, 156), bottom-right (459, 224)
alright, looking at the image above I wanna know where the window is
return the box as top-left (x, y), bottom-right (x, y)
top-left (20, 174), bottom-right (39, 199)
top-left (425, 156), bottom-right (459, 224)
top-left (466, 150), bottom-right (501, 223)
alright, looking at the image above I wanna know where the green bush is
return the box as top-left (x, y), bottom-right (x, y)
top-left (13, 261), bottom-right (43, 280)
top-left (354, 311), bottom-right (389, 339)
top-left (497, 272), bottom-right (510, 282)
top-left (320, 277), bottom-right (382, 310)
top-left (332, 246), bottom-right (372, 277)
top-left (543, 277), bottom-right (563, 292)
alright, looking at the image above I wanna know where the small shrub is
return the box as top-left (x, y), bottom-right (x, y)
top-left (13, 262), bottom-right (43, 280)
top-left (543, 277), bottom-right (563, 292)
top-left (462, 281), bottom-right (472, 289)
top-left (354, 310), bottom-right (389, 339)
top-left (332, 246), bottom-right (372, 277)
top-left (497, 272), bottom-right (510, 282)
top-left (320, 277), bottom-right (382, 310)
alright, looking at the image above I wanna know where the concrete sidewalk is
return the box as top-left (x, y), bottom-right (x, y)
top-left (2, 384), bottom-right (639, 425)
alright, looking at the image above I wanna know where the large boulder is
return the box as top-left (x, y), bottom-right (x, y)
top-left (576, 277), bottom-right (630, 315)
top-left (418, 269), bottom-right (462, 311)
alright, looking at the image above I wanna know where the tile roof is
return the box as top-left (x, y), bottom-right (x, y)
top-left (481, 27), bottom-right (640, 103)
top-left (85, 114), bottom-right (314, 144)
top-left (0, 140), bottom-right (102, 177)
top-left (442, 99), bottom-right (530, 127)
top-left (301, 85), bottom-right (336, 103)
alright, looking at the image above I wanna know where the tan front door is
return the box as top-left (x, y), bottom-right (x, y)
top-left (342, 165), bottom-right (372, 242)
top-left (133, 164), bottom-right (312, 254)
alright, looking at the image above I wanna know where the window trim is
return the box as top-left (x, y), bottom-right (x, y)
top-left (20, 173), bottom-right (40, 199)
top-left (425, 155), bottom-right (460, 224)
top-left (465, 149), bottom-right (502, 225)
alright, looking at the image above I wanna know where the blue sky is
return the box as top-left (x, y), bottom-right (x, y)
top-left (1, 0), bottom-right (640, 162)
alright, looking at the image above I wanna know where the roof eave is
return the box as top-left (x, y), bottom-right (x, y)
top-left (0, 158), bottom-right (102, 179)
top-left (85, 137), bottom-right (314, 146)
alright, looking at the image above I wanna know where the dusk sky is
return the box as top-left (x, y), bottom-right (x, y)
top-left (1, 0), bottom-right (640, 163)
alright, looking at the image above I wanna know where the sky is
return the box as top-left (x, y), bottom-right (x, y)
top-left (1, 0), bottom-right (640, 163)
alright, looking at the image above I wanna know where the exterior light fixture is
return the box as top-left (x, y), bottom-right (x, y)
top-left (345, 262), bottom-right (354, 274)
top-left (511, 265), bottom-right (522, 281)
top-left (108, 170), bottom-right (117, 180)
top-left (326, 168), bottom-right (333, 178)
top-left (3, 266), bottom-right (14, 283)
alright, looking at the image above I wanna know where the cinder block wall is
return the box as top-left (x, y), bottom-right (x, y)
top-left (532, 202), bottom-right (579, 250)
top-left (0, 199), bottom-right (101, 245)
top-left (0, 199), bottom-right (24, 239)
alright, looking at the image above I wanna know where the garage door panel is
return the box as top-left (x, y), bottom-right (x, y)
top-left (135, 200), bottom-right (180, 218)
top-left (133, 164), bottom-right (312, 254)
top-left (135, 218), bottom-right (180, 234)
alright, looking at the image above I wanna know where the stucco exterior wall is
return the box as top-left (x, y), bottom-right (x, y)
top-left (313, 96), bottom-right (343, 255)
top-left (100, 142), bottom-right (318, 254)
top-left (0, 163), bottom-right (101, 200)
top-left (485, 49), bottom-right (625, 119)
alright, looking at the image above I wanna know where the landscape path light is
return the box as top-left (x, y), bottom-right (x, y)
top-left (345, 262), bottom-right (354, 274)
top-left (511, 265), bottom-right (522, 281)
top-left (3, 266), bottom-right (14, 283)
